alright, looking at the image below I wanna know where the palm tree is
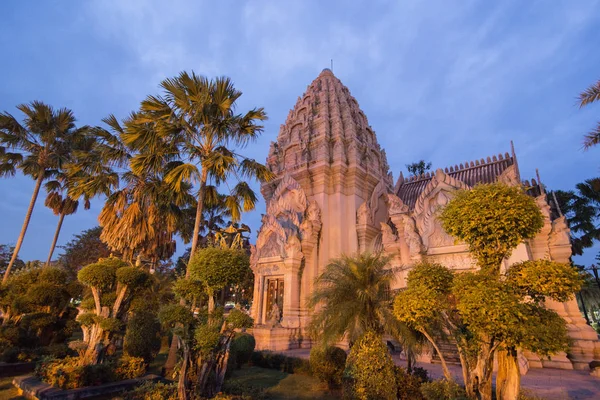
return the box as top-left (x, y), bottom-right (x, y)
top-left (44, 190), bottom-right (80, 268)
top-left (42, 126), bottom-right (124, 268)
top-left (0, 102), bottom-right (86, 283)
top-left (579, 79), bottom-right (600, 149)
top-left (139, 72), bottom-right (274, 277)
top-left (308, 252), bottom-right (417, 350)
top-left (98, 112), bottom-right (194, 267)
top-left (553, 178), bottom-right (600, 256)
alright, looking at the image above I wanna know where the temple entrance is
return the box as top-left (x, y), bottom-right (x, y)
top-left (265, 277), bottom-right (284, 321)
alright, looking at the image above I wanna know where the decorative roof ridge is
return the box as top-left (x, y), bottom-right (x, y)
top-left (401, 151), bottom-right (513, 184)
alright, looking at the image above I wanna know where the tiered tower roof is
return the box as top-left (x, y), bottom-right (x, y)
top-left (263, 69), bottom-right (392, 201)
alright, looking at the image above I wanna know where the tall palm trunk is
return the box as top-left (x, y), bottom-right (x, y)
top-left (166, 169), bottom-right (209, 374)
top-left (3, 173), bottom-right (44, 283)
top-left (187, 169), bottom-right (208, 277)
top-left (45, 212), bottom-right (65, 268)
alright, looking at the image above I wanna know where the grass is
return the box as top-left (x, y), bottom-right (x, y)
top-left (0, 376), bottom-right (24, 400)
top-left (226, 366), bottom-right (341, 400)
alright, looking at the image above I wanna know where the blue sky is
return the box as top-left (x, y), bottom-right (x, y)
top-left (1, 0), bottom-right (600, 265)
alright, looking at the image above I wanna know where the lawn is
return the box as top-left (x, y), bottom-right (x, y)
top-left (225, 366), bottom-right (341, 399)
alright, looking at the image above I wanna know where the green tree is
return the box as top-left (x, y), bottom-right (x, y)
top-left (139, 72), bottom-right (274, 276)
top-left (553, 178), bottom-right (600, 256)
top-left (344, 330), bottom-right (397, 400)
top-left (308, 253), bottom-right (416, 350)
top-left (440, 183), bottom-right (544, 275)
top-left (0, 267), bottom-right (80, 350)
top-left (188, 246), bottom-right (250, 313)
top-left (98, 113), bottom-right (195, 268)
top-left (406, 160), bottom-right (432, 176)
top-left (0, 245), bottom-right (25, 277)
top-left (43, 190), bottom-right (80, 268)
top-left (393, 263), bottom-right (456, 381)
top-left (44, 129), bottom-right (122, 267)
top-left (57, 227), bottom-right (111, 279)
top-left (394, 261), bottom-right (581, 400)
top-left (76, 258), bottom-right (152, 365)
top-left (0, 102), bottom-right (87, 283)
top-left (578, 79), bottom-right (600, 149)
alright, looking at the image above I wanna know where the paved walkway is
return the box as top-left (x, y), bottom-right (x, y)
top-left (281, 349), bottom-right (600, 400)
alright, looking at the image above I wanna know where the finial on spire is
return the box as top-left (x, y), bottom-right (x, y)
top-left (331, 59), bottom-right (333, 72)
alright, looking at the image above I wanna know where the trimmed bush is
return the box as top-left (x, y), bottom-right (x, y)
top-left (36, 355), bottom-right (147, 389)
top-left (343, 331), bottom-right (397, 400)
top-left (125, 381), bottom-right (178, 400)
top-left (250, 351), bottom-right (310, 374)
top-left (420, 379), bottom-right (468, 400)
top-left (124, 311), bottom-right (161, 363)
top-left (231, 333), bottom-right (256, 368)
top-left (309, 346), bottom-right (346, 388)
top-left (395, 366), bottom-right (429, 400)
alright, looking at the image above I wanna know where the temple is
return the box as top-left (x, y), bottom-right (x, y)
top-left (249, 68), bottom-right (600, 370)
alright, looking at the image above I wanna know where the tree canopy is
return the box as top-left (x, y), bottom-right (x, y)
top-left (440, 183), bottom-right (544, 274)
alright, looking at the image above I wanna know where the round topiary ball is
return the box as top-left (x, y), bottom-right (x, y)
top-left (231, 333), bottom-right (256, 368)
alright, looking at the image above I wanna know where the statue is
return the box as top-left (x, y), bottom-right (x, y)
top-left (402, 215), bottom-right (424, 257)
top-left (380, 222), bottom-right (398, 246)
top-left (268, 303), bottom-right (282, 327)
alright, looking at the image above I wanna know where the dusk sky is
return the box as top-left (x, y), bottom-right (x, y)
top-left (1, 0), bottom-right (600, 265)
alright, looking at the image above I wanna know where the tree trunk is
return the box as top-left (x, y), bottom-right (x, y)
top-left (187, 169), bottom-right (208, 278)
top-left (177, 339), bottom-right (190, 400)
top-left (208, 293), bottom-right (216, 315)
top-left (3, 173), bottom-right (44, 283)
top-left (420, 329), bottom-right (453, 381)
top-left (45, 212), bottom-right (65, 268)
top-left (164, 331), bottom-right (180, 378)
top-left (496, 347), bottom-right (520, 400)
top-left (82, 324), bottom-right (105, 366)
top-left (466, 342), bottom-right (494, 400)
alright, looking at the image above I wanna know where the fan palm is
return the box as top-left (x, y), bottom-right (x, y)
top-left (98, 112), bottom-right (195, 267)
top-left (0, 102), bottom-right (86, 283)
top-left (308, 252), bottom-right (418, 350)
top-left (579, 79), bottom-right (600, 149)
top-left (138, 72), bottom-right (274, 277)
top-left (42, 125), bottom-right (124, 268)
top-left (553, 178), bottom-right (600, 255)
top-left (43, 189), bottom-right (80, 267)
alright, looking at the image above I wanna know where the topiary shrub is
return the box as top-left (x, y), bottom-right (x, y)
top-left (250, 351), bottom-right (310, 374)
top-left (124, 311), bottom-right (161, 363)
top-left (395, 366), bottom-right (428, 400)
top-left (343, 331), bottom-right (397, 400)
top-left (230, 333), bottom-right (256, 369)
top-left (420, 379), bottom-right (468, 400)
top-left (125, 381), bottom-right (178, 400)
top-left (309, 345), bottom-right (347, 388)
top-left (115, 356), bottom-right (147, 379)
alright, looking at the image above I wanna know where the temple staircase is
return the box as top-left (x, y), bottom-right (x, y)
top-left (431, 338), bottom-right (461, 365)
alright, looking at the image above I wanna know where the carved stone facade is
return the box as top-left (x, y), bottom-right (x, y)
top-left (250, 69), bottom-right (600, 370)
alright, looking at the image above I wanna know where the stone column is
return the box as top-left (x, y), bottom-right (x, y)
top-left (281, 254), bottom-right (303, 329)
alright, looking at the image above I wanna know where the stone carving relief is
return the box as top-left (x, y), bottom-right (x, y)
top-left (549, 216), bottom-right (570, 248)
top-left (401, 214), bottom-right (425, 258)
top-left (380, 221), bottom-right (398, 247)
top-left (428, 253), bottom-right (475, 271)
top-left (414, 169), bottom-right (469, 250)
top-left (253, 175), bottom-right (322, 266)
top-left (386, 193), bottom-right (409, 215)
top-left (357, 201), bottom-right (372, 225)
